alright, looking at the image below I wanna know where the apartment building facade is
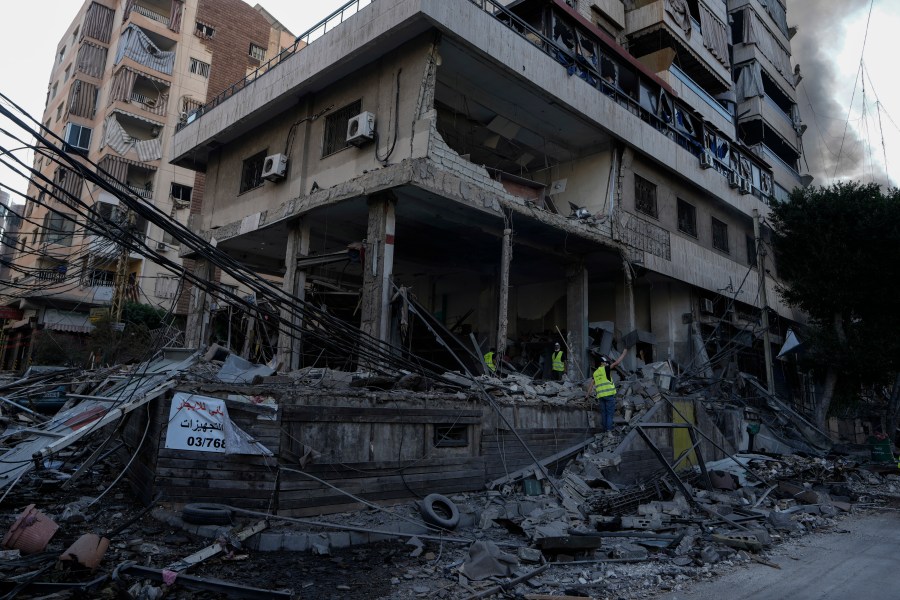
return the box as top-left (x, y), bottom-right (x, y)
top-left (168, 0), bottom-right (808, 392)
top-left (0, 0), bottom-right (292, 370)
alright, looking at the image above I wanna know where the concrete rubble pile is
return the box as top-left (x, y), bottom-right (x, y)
top-left (1, 350), bottom-right (899, 599)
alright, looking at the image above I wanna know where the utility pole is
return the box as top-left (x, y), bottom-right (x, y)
top-left (753, 209), bottom-right (776, 395)
top-left (110, 208), bottom-right (136, 324)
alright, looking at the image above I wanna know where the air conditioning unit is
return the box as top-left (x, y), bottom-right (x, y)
top-left (156, 242), bottom-right (168, 251)
top-left (727, 171), bottom-right (740, 187)
top-left (738, 177), bottom-right (752, 195)
top-left (261, 153), bottom-right (288, 181)
top-left (699, 150), bottom-right (714, 169)
top-left (700, 298), bottom-right (715, 314)
top-left (346, 111), bottom-right (376, 146)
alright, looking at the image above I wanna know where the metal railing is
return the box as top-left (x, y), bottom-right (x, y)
top-left (176, 0), bottom-right (374, 131)
top-left (35, 269), bottom-right (67, 282)
top-left (669, 64), bottom-right (733, 122)
top-left (128, 184), bottom-right (153, 199)
top-left (469, 0), bottom-right (705, 158)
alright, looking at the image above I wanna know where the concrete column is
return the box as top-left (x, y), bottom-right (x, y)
top-left (360, 193), bottom-right (396, 346)
top-left (566, 261), bottom-right (589, 381)
top-left (496, 228), bottom-right (512, 368)
top-left (277, 219), bottom-right (310, 371)
top-left (184, 259), bottom-right (211, 349)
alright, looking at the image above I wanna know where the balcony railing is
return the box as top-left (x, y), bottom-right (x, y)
top-left (763, 94), bottom-right (793, 126)
top-left (132, 4), bottom-right (169, 25)
top-left (128, 184), bottom-right (154, 199)
top-left (754, 143), bottom-right (799, 178)
top-left (177, 0), bottom-right (374, 131)
top-left (669, 64), bottom-right (732, 122)
top-left (35, 269), bottom-right (67, 282)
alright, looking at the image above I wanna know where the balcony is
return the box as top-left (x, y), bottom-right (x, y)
top-left (737, 96), bottom-right (799, 152)
top-left (664, 64), bottom-right (733, 134)
top-left (625, 0), bottom-right (732, 93)
top-left (114, 24), bottom-right (177, 76)
top-left (101, 111), bottom-right (164, 162)
top-left (132, 4), bottom-right (169, 25)
top-left (124, 0), bottom-right (182, 35)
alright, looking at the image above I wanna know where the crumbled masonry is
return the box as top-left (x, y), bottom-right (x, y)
top-left (1, 351), bottom-right (899, 599)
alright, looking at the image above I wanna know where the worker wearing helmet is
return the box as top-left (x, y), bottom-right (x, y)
top-left (587, 348), bottom-right (628, 432)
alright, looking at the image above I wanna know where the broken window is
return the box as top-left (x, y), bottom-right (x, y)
top-left (189, 57), bottom-right (210, 78)
top-left (634, 175), bottom-right (658, 219)
top-left (249, 43), bottom-right (266, 62)
top-left (239, 150), bottom-right (267, 193)
top-left (712, 217), bottom-right (729, 253)
top-left (433, 424), bottom-right (468, 448)
top-left (746, 234), bottom-right (757, 268)
top-left (195, 21), bottom-right (214, 38)
top-left (677, 198), bottom-right (697, 237)
top-left (322, 100), bottom-right (361, 157)
top-left (170, 182), bottom-right (192, 203)
top-left (43, 211), bottom-right (75, 246)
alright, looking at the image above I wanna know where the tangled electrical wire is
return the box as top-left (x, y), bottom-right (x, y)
top-left (0, 92), bottom-right (470, 388)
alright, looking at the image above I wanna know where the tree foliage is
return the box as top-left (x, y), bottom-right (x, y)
top-left (770, 181), bottom-right (900, 419)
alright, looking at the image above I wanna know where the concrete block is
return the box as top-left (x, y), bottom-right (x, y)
top-left (256, 532), bottom-right (285, 552)
top-left (328, 531), bottom-right (352, 549)
top-left (349, 531), bottom-right (370, 546)
top-left (282, 533), bottom-right (309, 552)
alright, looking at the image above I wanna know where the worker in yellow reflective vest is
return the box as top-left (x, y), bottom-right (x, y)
top-left (551, 342), bottom-right (565, 380)
top-left (484, 348), bottom-right (497, 374)
top-left (588, 349), bottom-right (628, 432)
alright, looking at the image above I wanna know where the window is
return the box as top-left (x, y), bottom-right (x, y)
top-left (712, 217), bottom-right (729, 253)
top-left (63, 65), bottom-right (71, 82)
top-left (634, 174), bottom-right (657, 219)
top-left (249, 43), bottom-right (266, 61)
top-left (189, 58), bottom-right (210, 78)
top-left (64, 122), bottom-right (92, 151)
top-left (746, 235), bottom-right (758, 268)
top-left (677, 199), bottom-right (697, 237)
top-left (55, 103), bottom-right (64, 122)
top-left (170, 182), bottom-right (193, 202)
top-left (43, 211), bottom-right (75, 246)
top-left (433, 424), bottom-right (468, 448)
top-left (51, 82), bottom-right (58, 100)
top-left (58, 46), bottom-right (66, 64)
top-left (322, 100), bottom-right (361, 157)
top-left (239, 150), bottom-right (267, 193)
top-left (195, 21), bottom-right (214, 38)
top-left (72, 26), bottom-right (79, 44)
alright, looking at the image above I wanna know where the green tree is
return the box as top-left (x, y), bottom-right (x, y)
top-left (770, 181), bottom-right (900, 431)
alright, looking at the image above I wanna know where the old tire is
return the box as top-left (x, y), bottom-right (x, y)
top-left (182, 503), bottom-right (233, 525)
top-left (419, 494), bottom-right (460, 530)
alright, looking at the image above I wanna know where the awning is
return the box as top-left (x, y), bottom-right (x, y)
top-left (41, 310), bottom-right (94, 334)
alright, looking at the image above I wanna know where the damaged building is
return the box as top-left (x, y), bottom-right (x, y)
top-left (173, 0), bottom-right (807, 390)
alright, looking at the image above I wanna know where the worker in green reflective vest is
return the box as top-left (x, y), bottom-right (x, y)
top-left (588, 349), bottom-right (628, 431)
top-left (484, 348), bottom-right (497, 374)
top-left (551, 343), bottom-right (565, 380)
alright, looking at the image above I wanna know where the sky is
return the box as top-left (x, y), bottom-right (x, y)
top-left (0, 0), bottom-right (897, 207)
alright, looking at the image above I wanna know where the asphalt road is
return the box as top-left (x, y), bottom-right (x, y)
top-left (655, 511), bottom-right (900, 600)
